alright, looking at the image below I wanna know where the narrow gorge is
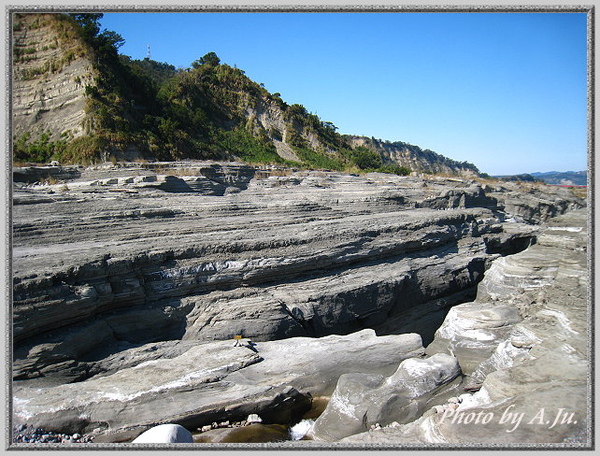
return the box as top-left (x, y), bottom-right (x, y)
top-left (11, 162), bottom-right (589, 446)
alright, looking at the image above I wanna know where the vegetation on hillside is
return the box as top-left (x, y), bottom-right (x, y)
top-left (12, 13), bottom-right (476, 176)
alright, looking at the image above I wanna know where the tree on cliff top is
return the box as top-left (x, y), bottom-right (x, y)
top-left (69, 13), bottom-right (124, 63)
top-left (192, 51), bottom-right (221, 68)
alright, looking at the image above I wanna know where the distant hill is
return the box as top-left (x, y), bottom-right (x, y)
top-left (531, 171), bottom-right (587, 186)
top-left (493, 171), bottom-right (587, 186)
top-left (12, 12), bottom-right (480, 177)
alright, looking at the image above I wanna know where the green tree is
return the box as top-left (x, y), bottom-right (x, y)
top-left (350, 146), bottom-right (382, 170)
top-left (192, 51), bottom-right (221, 68)
top-left (69, 13), bottom-right (103, 41)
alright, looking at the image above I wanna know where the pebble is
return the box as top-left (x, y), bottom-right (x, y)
top-left (12, 424), bottom-right (93, 444)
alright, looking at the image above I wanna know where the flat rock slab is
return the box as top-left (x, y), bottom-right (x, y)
top-left (13, 329), bottom-right (424, 442)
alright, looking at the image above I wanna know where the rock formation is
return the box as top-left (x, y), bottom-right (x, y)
top-left (311, 353), bottom-right (461, 441)
top-left (11, 162), bottom-right (588, 445)
top-left (12, 13), bottom-right (95, 141)
top-left (13, 329), bottom-right (423, 442)
top-left (341, 208), bottom-right (590, 446)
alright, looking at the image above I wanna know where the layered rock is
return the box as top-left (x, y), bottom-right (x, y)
top-left (12, 13), bottom-right (95, 141)
top-left (12, 163), bottom-right (584, 383)
top-left (311, 353), bottom-right (461, 441)
top-left (342, 209), bottom-right (590, 446)
top-left (11, 162), bottom-right (587, 444)
top-left (13, 329), bottom-right (424, 442)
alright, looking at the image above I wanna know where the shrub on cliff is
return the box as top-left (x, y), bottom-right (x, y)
top-left (378, 164), bottom-right (411, 176)
top-left (347, 146), bottom-right (383, 170)
top-left (13, 131), bottom-right (67, 163)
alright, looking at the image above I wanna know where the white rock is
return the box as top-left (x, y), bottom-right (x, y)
top-left (132, 424), bottom-right (193, 443)
top-left (246, 414), bottom-right (263, 424)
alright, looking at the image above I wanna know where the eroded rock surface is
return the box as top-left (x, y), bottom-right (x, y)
top-left (342, 209), bottom-right (590, 446)
top-left (11, 162), bottom-right (587, 444)
top-left (311, 353), bottom-right (461, 441)
top-left (13, 329), bottom-right (423, 442)
top-left (13, 163), bottom-right (581, 381)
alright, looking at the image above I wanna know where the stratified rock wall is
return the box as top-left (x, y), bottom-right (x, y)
top-left (341, 208), bottom-right (590, 446)
top-left (12, 13), bottom-right (95, 141)
top-left (12, 163), bottom-right (585, 384)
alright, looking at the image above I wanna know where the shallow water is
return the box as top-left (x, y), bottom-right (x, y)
top-left (193, 395), bottom-right (329, 443)
top-left (290, 419), bottom-right (315, 440)
top-left (193, 423), bottom-right (290, 443)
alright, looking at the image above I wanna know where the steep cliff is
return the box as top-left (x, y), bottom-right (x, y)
top-left (346, 135), bottom-right (480, 176)
top-left (12, 13), bottom-right (480, 176)
top-left (12, 13), bottom-right (96, 143)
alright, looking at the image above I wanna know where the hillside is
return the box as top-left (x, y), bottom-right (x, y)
top-left (345, 136), bottom-right (480, 176)
top-left (12, 12), bottom-right (479, 176)
top-left (12, 13), bottom-right (97, 154)
top-left (531, 171), bottom-right (587, 186)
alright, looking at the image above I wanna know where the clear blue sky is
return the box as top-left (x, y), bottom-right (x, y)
top-left (99, 12), bottom-right (588, 175)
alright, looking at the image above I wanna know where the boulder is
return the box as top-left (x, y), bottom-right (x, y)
top-left (311, 353), bottom-right (461, 441)
top-left (132, 424), bottom-right (193, 443)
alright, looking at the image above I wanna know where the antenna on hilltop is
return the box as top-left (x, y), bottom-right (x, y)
top-left (146, 44), bottom-right (151, 60)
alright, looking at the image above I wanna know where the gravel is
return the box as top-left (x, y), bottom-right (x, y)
top-left (12, 424), bottom-right (93, 444)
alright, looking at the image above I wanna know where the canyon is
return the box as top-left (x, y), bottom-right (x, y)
top-left (10, 161), bottom-right (590, 447)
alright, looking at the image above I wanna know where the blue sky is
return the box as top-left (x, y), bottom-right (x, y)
top-left (99, 11), bottom-right (588, 175)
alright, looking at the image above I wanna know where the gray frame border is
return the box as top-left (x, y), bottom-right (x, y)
top-left (3, 3), bottom-right (596, 452)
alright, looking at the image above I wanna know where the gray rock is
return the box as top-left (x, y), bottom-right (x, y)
top-left (342, 209), bottom-right (590, 446)
top-left (15, 164), bottom-right (561, 380)
top-left (426, 301), bottom-right (521, 374)
top-left (311, 353), bottom-right (461, 441)
top-left (13, 329), bottom-right (424, 441)
top-left (10, 163), bottom-right (587, 445)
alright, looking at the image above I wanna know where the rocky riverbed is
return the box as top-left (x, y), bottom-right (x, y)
top-left (10, 161), bottom-right (589, 447)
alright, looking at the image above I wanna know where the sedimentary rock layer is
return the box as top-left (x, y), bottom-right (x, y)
top-left (341, 209), bottom-right (590, 446)
top-left (12, 329), bottom-right (423, 442)
top-left (11, 162), bottom-right (587, 444)
top-left (12, 162), bottom-right (583, 383)
top-left (12, 14), bottom-right (95, 140)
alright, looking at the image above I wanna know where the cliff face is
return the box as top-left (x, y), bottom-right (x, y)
top-left (346, 135), bottom-right (480, 176)
top-left (11, 13), bottom-right (480, 176)
top-left (12, 13), bottom-right (95, 142)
